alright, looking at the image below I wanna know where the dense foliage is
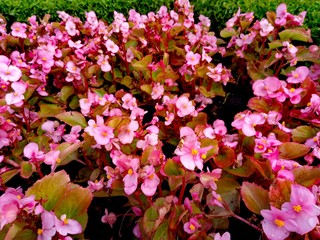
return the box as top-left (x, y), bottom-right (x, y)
top-left (0, 0), bottom-right (319, 239)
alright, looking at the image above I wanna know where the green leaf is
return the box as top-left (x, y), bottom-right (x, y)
top-left (291, 126), bottom-right (316, 143)
top-left (164, 158), bottom-right (185, 176)
top-left (60, 85), bottom-right (74, 102)
top-left (0, 169), bottom-right (19, 184)
top-left (56, 111), bottom-right (87, 128)
top-left (20, 161), bottom-right (35, 179)
top-left (220, 28), bottom-right (238, 38)
top-left (38, 103), bottom-right (64, 118)
top-left (278, 142), bottom-right (310, 159)
top-left (241, 182), bottom-right (270, 215)
top-left (293, 166), bottom-right (320, 187)
top-left (54, 185), bottom-right (93, 229)
top-left (4, 222), bottom-right (24, 240)
top-left (224, 157), bottom-right (256, 177)
top-left (154, 221), bottom-right (169, 240)
top-left (141, 84), bottom-right (152, 95)
top-left (269, 179), bottom-right (291, 209)
top-left (132, 55), bottom-right (152, 71)
top-left (56, 142), bottom-right (83, 165)
top-left (26, 170), bottom-right (70, 210)
top-left (279, 28), bottom-right (312, 42)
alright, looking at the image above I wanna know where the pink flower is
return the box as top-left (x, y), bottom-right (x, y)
top-left (105, 39), bottom-right (119, 53)
top-left (11, 22), bottom-right (27, 38)
top-left (242, 113), bottom-right (266, 136)
top-left (275, 4), bottom-right (288, 26)
top-left (151, 83), bottom-right (164, 100)
top-left (176, 95), bottom-right (195, 117)
top-left (123, 158), bottom-right (139, 195)
top-left (183, 217), bottom-right (201, 234)
top-left (55, 214), bottom-right (82, 236)
top-left (283, 87), bottom-right (303, 104)
top-left (88, 178), bottom-right (104, 192)
top-left (62, 125), bottom-right (82, 143)
top-left (93, 125), bottom-right (114, 146)
top-left (186, 51), bottom-right (201, 66)
top-left (287, 66), bottom-right (309, 83)
top-left (214, 232), bottom-right (231, 240)
top-left (200, 168), bottom-right (222, 190)
top-left (261, 206), bottom-right (298, 240)
top-left (97, 55), bottom-right (111, 72)
top-left (174, 127), bottom-right (208, 170)
top-left (23, 142), bottom-right (45, 162)
top-left (37, 211), bottom-right (56, 240)
top-left (44, 150), bottom-right (60, 171)
top-left (260, 19), bottom-right (274, 36)
top-left (41, 121), bottom-right (65, 143)
top-left (141, 165), bottom-right (160, 196)
top-left (122, 93), bottom-right (137, 110)
top-left (65, 20), bottom-right (78, 36)
top-left (164, 111), bottom-right (175, 125)
top-left (5, 81), bottom-right (27, 107)
top-left (101, 208), bottom-right (117, 228)
top-left (0, 63), bottom-right (22, 82)
top-left (118, 120), bottom-right (139, 144)
top-left (281, 184), bottom-right (320, 235)
top-left (252, 77), bottom-right (282, 98)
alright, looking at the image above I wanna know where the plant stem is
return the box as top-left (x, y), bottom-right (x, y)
top-left (231, 213), bottom-right (262, 232)
top-left (178, 176), bottom-right (186, 205)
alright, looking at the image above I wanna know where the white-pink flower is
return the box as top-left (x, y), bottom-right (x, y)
top-left (0, 63), bottom-right (22, 82)
top-left (186, 51), bottom-right (201, 66)
top-left (55, 214), bottom-right (82, 236)
top-left (5, 81), bottom-right (27, 107)
top-left (176, 95), bottom-right (195, 117)
top-left (105, 39), bottom-right (119, 53)
top-left (118, 120), bottom-right (139, 144)
top-left (23, 142), bottom-right (45, 162)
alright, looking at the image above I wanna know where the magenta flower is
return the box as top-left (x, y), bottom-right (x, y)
top-left (261, 206), bottom-right (298, 240)
top-left (0, 63), bottom-right (22, 82)
top-left (62, 125), bottom-right (82, 143)
top-left (23, 142), bottom-right (45, 162)
top-left (141, 165), bottom-right (160, 196)
top-left (287, 66), bottom-right (309, 83)
top-left (93, 125), bottom-right (114, 146)
top-left (183, 217), bottom-right (201, 234)
top-left (44, 150), bottom-right (61, 171)
top-left (283, 87), bottom-right (303, 104)
top-left (252, 77), bottom-right (282, 98)
top-left (37, 211), bottom-right (56, 240)
top-left (55, 214), bottom-right (82, 236)
top-left (281, 184), bottom-right (320, 235)
top-left (101, 208), bottom-right (117, 228)
top-left (123, 158), bottom-right (139, 195)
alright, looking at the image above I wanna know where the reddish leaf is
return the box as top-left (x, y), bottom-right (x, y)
top-left (241, 182), bottom-right (270, 215)
top-left (269, 179), bottom-right (291, 209)
top-left (214, 146), bottom-right (235, 168)
top-left (293, 166), bottom-right (320, 187)
top-left (279, 142), bottom-right (310, 159)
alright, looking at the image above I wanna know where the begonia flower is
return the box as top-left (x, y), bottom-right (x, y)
top-left (0, 63), bottom-right (22, 82)
top-left (23, 142), bottom-right (45, 162)
top-left (141, 165), bottom-right (160, 196)
top-left (281, 184), bottom-right (320, 235)
top-left (261, 206), bottom-right (298, 240)
top-left (55, 214), bottom-right (82, 236)
top-left (37, 211), bottom-right (56, 240)
top-left (183, 217), bottom-right (201, 234)
top-left (176, 95), bottom-right (195, 117)
top-left (101, 208), bottom-right (117, 228)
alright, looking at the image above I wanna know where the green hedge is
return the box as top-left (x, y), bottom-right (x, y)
top-left (0, 0), bottom-right (319, 44)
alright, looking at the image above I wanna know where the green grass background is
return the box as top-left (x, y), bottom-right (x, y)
top-left (0, 0), bottom-right (319, 43)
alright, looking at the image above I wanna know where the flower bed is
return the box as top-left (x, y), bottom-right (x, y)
top-left (0, 1), bottom-right (319, 239)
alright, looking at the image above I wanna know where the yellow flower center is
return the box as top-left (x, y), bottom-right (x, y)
top-left (289, 88), bottom-right (295, 93)
top-left (293, 205), bottom-right (302, 213)
top-left (148, 174), bottom-right (154, 180)
top-left (294, 73), bottom-right (299, 78)
top-left (37, 229), bottom-right (43, 235)
top-left (63, 218), bottom-right (68, 225)
top-left (189, 224), bottom-right (195, 231)
top-left (56, 158), bottom-right (61, 163)
top-left (128, 169), bottom-right (133, 175)
top-left (274, 219), bottom-right (285, 227)
top-left (191, 149), bottom-right (198, 155)
top-left (201, 153), bottom-right (206, 159)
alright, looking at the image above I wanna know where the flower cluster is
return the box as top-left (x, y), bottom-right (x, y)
top-left (0, 0), bottom-right (319, 239)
